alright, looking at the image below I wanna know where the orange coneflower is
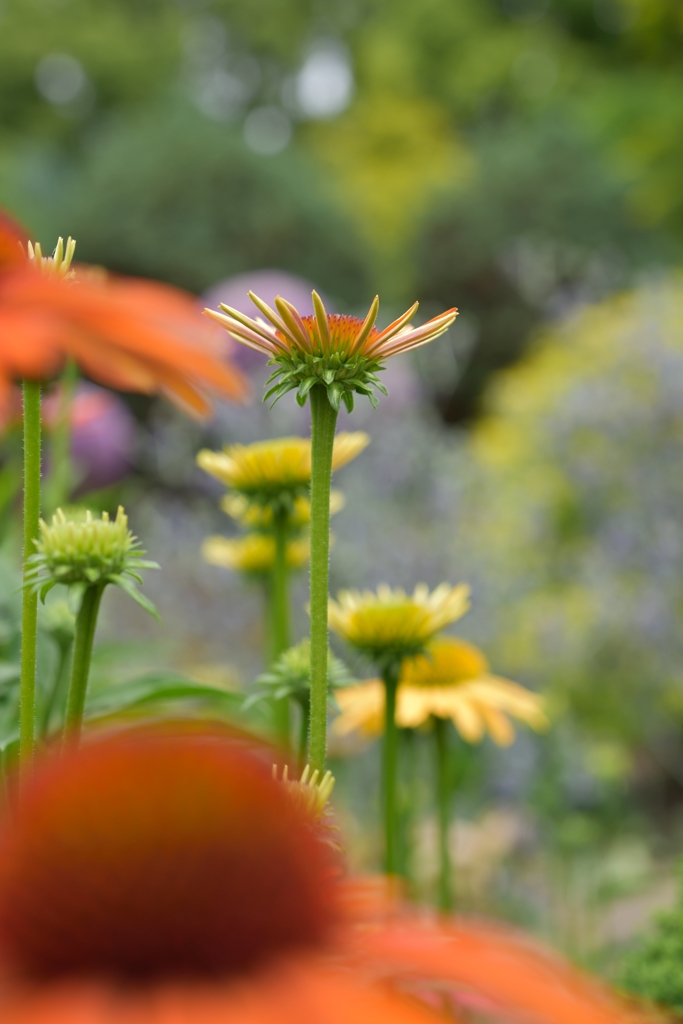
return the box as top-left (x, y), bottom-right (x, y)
top-left (0, 261), bottom-right (248, 417)
top-left (0, 728), bottom-right (648, 1024)
top-left (205, 289), bottom-right (456, 412)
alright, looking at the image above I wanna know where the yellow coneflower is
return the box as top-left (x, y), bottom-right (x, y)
top-left (221, 490), bottom-right (345, 530)
top-left (333, 638), bottom-right (546, 746)
top-left (333, 636), bottom-right (547, 911)
top-left (328, 584), bottom-right (471, 663)
top-left (201, 534), bottom-right (310, 575)
top-left (197, 434), bottom-right (368, 504)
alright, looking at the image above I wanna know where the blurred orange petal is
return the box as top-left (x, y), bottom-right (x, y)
top-left (0, 212), bottom-right (27, 273)
top-left (0, 264), bottom-right (248, 414)
top-left (360, 920), bottom-right (646, 1024)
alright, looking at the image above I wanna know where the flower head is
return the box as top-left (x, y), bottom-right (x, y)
top-left (247, 638), bottom-right (355, 709)
top-left (197, 433), bottom-right (368, 510)
top-left (333, 637), bottom-right (547, 746)
top-left (329, 583), bottom-right (471, 665)
top-left (0, 729), bottom-right (334, 980)
top-left (205, 290), bottom-right (458, 411)
top-left (0, 728), bottom-right (643, 1023)
top-left (202, 533), bottom-right (310, 576)
top-left (0, 215), bottom-right (248, 416)
top-left (26, 506), bottom-right (160, 618)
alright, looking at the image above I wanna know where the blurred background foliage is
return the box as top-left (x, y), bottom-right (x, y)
top-left (3, 0), bottom-right (683, 979)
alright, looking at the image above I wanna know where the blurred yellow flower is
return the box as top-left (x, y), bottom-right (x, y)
top-left (196, 434), bottom-right (368, 500)
top-left (333, 637), bottom-right (547, 747)
top-left (221, 490), bottom-right (345, 530)
top-left (201, 534), bottom-right (309, 575)
top-left (328, 583), bottom-right (470, 661)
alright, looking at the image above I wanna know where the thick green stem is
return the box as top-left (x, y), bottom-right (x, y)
top-left (298, 696), bottom-right (310, 766)
top-left (44, 359), bottom-right (78, 515)
top-left (382, 661), bottom-right (400, 875)
top-left (435, 715), bottom-right (454, 911)
top-left (270, 508), bottom-right (291, 746)
top-left (307, 385), bottom-right (338, 774)
top-left (63, 583), bottom-right (105, 745)
top-left (41, 639), bottom-right (73, 737)
top-left (20, 380), bottom-right (42, 768)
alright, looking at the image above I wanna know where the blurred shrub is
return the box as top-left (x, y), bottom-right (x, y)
top-left (450, 274), bottom-right (683, 797)
top-left (414, 114), bottom-right (679, 422)
top-left (621, 866), bottom-right (683, 1013)
top-left (34, 103), bottom-right (369, 304)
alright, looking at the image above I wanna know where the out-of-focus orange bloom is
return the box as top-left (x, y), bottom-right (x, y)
top-left (0, 728), bottom-right (653, 1024)
top-left (0, 212), bottom-right (247, 416)
top-left (0, 212), bottom-right (26, 272)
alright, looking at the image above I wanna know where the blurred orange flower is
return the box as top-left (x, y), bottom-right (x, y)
top-left (0, 212), bottom-right (248, 416)
top-left (0, 728), bottom-right (651, 1024)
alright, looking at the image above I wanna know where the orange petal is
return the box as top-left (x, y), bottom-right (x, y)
top-left (360, 921), bottom-right (646, 1024)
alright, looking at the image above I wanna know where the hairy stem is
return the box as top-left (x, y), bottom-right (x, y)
top-left (20, 380), bottom-right (42, 768)
top-left (382, 660), bottom-right (400, 875)
top-left (307, 385), bottom-right (338, 774)
top-left (63, 583), bottom-right (105, 745)
top-left (435, 715), bottom-right (454, 911)
top-left (269, 506), bottom-right (291, 745)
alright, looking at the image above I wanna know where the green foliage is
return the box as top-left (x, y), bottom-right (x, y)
top-left (414, 112), bottom-right (678, 421)
top-left (24, 103), bottom-right (369, 303)
top-left (621, 866), bottom-right (683, 1014)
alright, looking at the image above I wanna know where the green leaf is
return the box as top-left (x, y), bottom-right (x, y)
top-left (342, 390), bottom-right (355, 413)
top-left (39, 580), bottom-right (58, 603)
top-left (109, 575), bottom-right (161, 623)
top-left (297, 376), bottom-right (318, 402)
top-left (85, 673), bottom-right (243, 719)
top-left (327, 382), bottom-right (343, 411)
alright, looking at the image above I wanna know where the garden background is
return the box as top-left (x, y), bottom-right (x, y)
top-left (2, 0), bottom-right (683, 977)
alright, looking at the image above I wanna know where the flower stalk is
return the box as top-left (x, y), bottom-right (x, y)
top-left (434, 715), bottom-right (453, 911)
top-left (308, 385), bottom-right (338, 774)
top-left (270, 507), bottom-right (291, 744)
top-left (382, 660), bottom-right (401, 875)
top-left (63, 583), bottom-right (105, 744)
top-left (19, 380), bottom-right (41, 768)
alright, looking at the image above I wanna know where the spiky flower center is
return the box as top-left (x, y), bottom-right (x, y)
top-left (0, 732), bottom-right (335, 980)
top-left (27, 236), bottom-right (76, 279)
top-left (34, 506), bottom-right (135, 584)
top-left (292, 314), bottom-right (381, 357)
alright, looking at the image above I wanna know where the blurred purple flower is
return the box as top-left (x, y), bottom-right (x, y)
top-left (67, 385), bottom-right (136, 492)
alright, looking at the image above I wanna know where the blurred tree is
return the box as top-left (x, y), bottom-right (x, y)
top-left (17, 103), bottom-right (368, 304)
top-left (413, 113), bottom-right (679, 421)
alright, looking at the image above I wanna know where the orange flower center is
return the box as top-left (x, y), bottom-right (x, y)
top-left (0, 731), bottom-right (336, 980)
top-left (297, 314), bottom-right (380, 355)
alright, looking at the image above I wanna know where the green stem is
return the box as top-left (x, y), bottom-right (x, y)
top-left (435, 715), bottom-right (454, 911)
top-left (382, 661), bottom-right (400, 875)
top-left (63, 583), bottom-right (105, 745)
top-left (298, 695), bottom-right (310, 766)
top-left (20, 380), bottom-right (42, 768)
top-left (307, 385), bottom-right (338, 774)
top-left (270, 508), bottom-right (291, 746)
top-left (41, 639), bottom-right (73, 737)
